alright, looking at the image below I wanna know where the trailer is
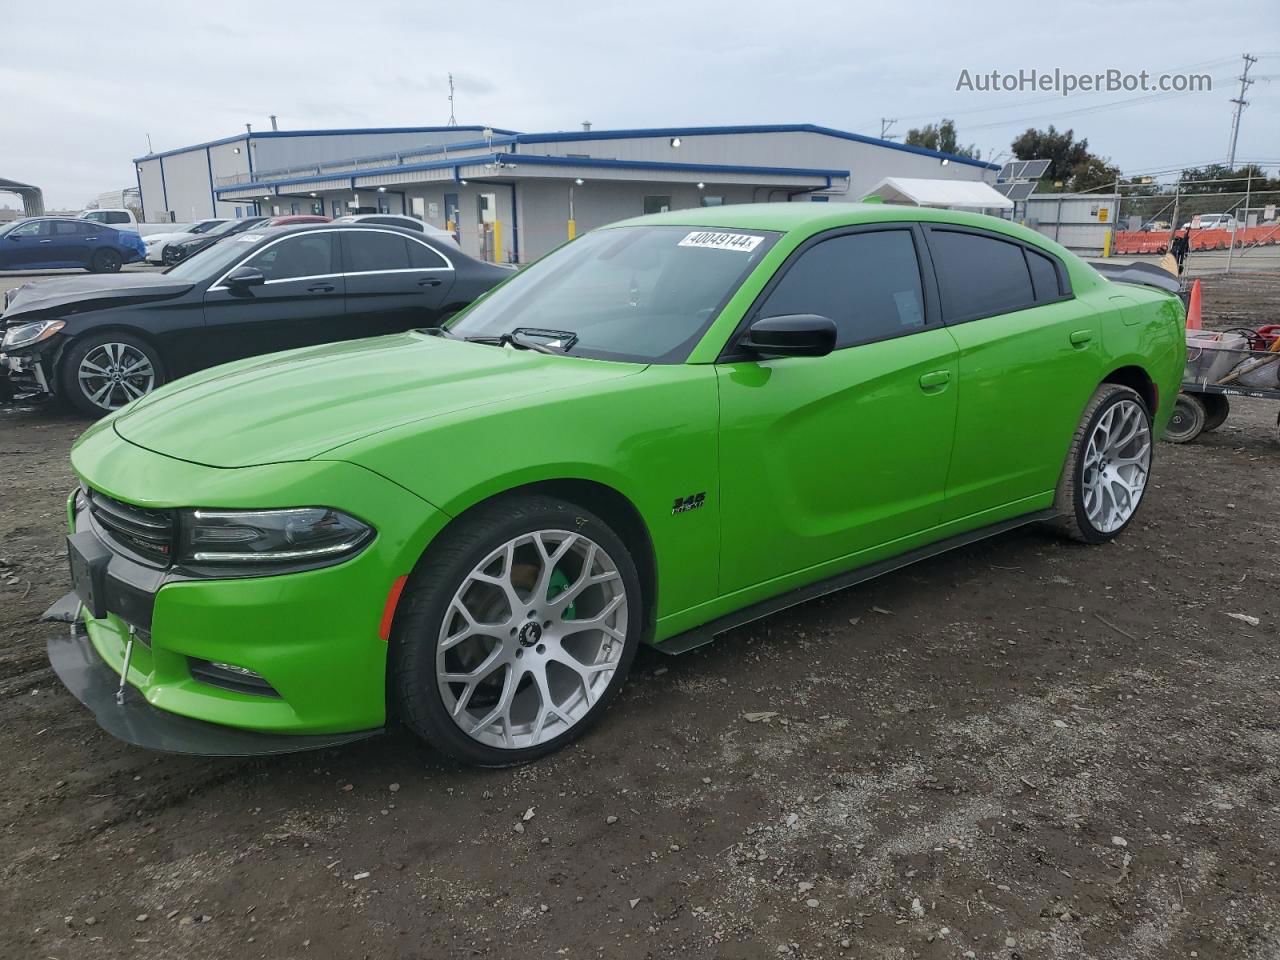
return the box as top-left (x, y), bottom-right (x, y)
top-left (1165, 326), bottom-right (1280, 444)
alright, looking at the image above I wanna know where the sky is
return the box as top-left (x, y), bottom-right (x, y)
top-left (3, 0), bottom-right (1278, 209)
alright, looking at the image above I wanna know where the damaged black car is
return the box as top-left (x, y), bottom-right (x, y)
top-left (0, 222), bottom-right (512, 416)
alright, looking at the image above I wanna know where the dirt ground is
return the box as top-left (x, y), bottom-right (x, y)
top-left (1, 272), bottom-right (1278, 960)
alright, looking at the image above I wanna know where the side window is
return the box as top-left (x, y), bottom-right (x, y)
top-left (243, 234), bottom-right (336, 282)
top-left (54, 221), bottom-right (83, 236)
top-left (10, 220), bottom-right (47, 237)
top-left (342, 230), bottom-right (411, 273)
top-left (929, 230), bottom-right (1035, 320)
top-left (758, 230), bottom-right (926, 348)
top-left (106, 212), bottom-right (130, 224)
top-left (407, 239), bottom-right (447, 269)
top-left (1026, 248), bottom-right (1063, 302)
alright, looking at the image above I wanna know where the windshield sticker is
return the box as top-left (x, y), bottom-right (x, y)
top-left (236, 234), bottom-right (264, 242)
top-left (678, 231), bottom-right (764, 253)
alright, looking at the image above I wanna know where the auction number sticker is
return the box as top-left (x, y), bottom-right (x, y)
top-left (678, 231), bottom-right (764, 253)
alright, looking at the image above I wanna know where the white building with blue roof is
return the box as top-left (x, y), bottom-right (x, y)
top-left (135, 123), bottom-right (998, 263)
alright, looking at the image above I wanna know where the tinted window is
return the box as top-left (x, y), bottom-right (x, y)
top-left (10, 220), bottom-right (47, 237)
top-left (105, 212), bottom-right (130, 224)
top-left (54, 221), bottom-right (83, 236)
top-left (407, 239), bottom-right (447, 268)
top-left (930, 230), bottom-right (1035, 320)
top-left (1026, 249), bottom-right (1062, 301)
top-left (244, 234), bottom-right (336, 281)
top-left (343, 230), bottom-right (411, 272)
top-left (758, 230), bottom-right (926, 348)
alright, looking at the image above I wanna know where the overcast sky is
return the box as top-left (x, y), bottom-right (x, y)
top-left (4, 0), bottom-right (1277, 208)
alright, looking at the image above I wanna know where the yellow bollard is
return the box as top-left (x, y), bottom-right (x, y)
top-left (567, 219), bottom-right (576, 240)
top-left (1102, 228), bottom-right (1112, 258)
top-left (492, 220), bottom-right (503, 263)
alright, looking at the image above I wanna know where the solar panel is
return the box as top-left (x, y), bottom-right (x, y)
top-left (1021, 159), bottom-right (1051, 180)
top-left (998, 162), bottom-right (1018, 182)
top-left (993, 182), bottom-right (1016, 197)
top-left (1007, 181), bottom-right (1036, 201)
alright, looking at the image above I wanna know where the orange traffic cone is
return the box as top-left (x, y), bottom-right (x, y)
top-left (1185, 279), bottom-right (1202, 330)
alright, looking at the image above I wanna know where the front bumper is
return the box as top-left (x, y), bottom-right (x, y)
top-left (48, 621), bottom-right (379, 755)
top-left (54, 426), bottom-right (451, 751)
top-left (0, 348), bottom-right (54, 400)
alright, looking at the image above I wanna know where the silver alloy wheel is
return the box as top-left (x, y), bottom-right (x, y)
top-left (437, 529), bottom-right (628, 750)
top-left (77, 342), bottom-right (156, 410)
top-left (1082, 398), bottom-right (1151, 533)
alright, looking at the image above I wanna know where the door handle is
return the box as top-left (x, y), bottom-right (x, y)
top-left (38, 239), bottom-right (52, 244)
top-left (1069, 329), bottom-right (1094, 346)
top-left (307, 284), bottom-right (335, 293)
top-left (418, 277), bottom-right (442, 287)
top-left (918, 369), bottom-right (952, 391)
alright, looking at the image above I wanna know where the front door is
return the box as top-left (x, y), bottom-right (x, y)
top-left (921, 226), bottom-right (1105, 522)
top-left (716, 226), bottom-right (959, 595)
top-left (339, 228), bottom-right (456, 336)
top-left (2, 219), bottom-right (52, 268)
top-left (201, 231), bottom-right (346, 366)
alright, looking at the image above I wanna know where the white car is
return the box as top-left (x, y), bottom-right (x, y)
top-left (144, 219), bottom-right (228, 263)
top-left (1180, 214), bottom-right (1241, 231)
top-left (332, 214), bottom-right (461, 250)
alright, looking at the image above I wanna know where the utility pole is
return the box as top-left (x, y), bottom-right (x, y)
top-left (880, 118), bottom-right (898, 141)
top-left (447, 73), bottom-right (457, 126)
top-left (1226, 53), bottom-right (1257, 168)
top-left (269, 114), bottom-right (278, 131)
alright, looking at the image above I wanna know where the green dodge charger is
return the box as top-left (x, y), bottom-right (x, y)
top-left (52, 203), bottom-right (1185, 765)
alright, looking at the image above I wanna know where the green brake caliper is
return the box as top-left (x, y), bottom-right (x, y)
top-left (547, 567), bottom-right (577, 620)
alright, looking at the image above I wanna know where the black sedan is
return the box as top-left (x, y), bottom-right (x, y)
top-left (162, 216), bottom-right (268, 264)
top-left (0, 223), bottom-right (513, 416)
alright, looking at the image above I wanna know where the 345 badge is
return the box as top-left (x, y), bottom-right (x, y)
top-left (671, 492), bottom-right (706, 515)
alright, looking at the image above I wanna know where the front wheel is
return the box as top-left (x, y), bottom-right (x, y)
top-left (59, 332), bottom-right (165, 417)
top-left (392, 495), bottom-right (642, 766)
top-left (1051, 384), bottom-right (1153, 544)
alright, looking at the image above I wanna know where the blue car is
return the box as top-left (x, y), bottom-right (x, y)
top-left (0, 217), bottom-right (146, 273)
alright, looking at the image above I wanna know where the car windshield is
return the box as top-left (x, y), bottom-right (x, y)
top-left (447, 225), bottom-right (779, 364)
top-left (165, 232), bottom-right (265, 279)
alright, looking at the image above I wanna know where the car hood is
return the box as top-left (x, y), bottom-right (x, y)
top-left (2, 272), bottom-right (195, 320)
top-left (145, 232), bottom-right (192, 245)
top-left (110, 332), bottom-right (643, 468)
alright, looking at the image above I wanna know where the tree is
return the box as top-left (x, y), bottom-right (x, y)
top-left (904, 119), bottom-right (979, 159)
top-left (1011, 125), bottom-right (1119, 192)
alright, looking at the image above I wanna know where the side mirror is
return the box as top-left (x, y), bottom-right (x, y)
top-left (224, 266), bottom-right (265, 289)
top-left (742, 314), bottom-right (837, 358)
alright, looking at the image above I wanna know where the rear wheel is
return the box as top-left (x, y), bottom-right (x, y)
top-left (1201, 394), bottom-right (1230, 432)
top-left (59, 332), bottom-right (165, 417)
top-left (392, 494), bottom-right (642, 766)
top-left (1163, 393), bottom-right (1207, 444)
top-left (90, 249), bottom-right (123, 273)
top-left (1051, 384), bottom-right (1152, 544)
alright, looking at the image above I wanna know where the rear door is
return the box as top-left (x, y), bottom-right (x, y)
top-left (924, 226), bottom-right (1103, 523)
top-left (201, 231), bottom-right (346, 365)
top-left (339, 228), bottom-right (456, 336)
top-left (49, 220), bottom-right (96, 267)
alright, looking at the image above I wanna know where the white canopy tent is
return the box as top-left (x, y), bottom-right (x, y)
top-left (864, 177), bottom-right (1013, 211)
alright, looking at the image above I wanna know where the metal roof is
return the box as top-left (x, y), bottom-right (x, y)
top-left (132, 126), bottom-right (520, 163)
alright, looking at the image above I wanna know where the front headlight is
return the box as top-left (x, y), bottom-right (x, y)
top-left (1, 319), bottom-right (65, 351)
top-left (177, 507), bottom-right (373, 565)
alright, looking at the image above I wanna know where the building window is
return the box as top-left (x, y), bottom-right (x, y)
top-left (700, 195), bottom-right (725, 207)
top-left (643, 196), bottom-right (672, 215)
top-left (234, 206), bottom-right (242, 217)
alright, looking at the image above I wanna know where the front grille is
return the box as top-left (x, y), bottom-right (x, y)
top-left (85, 487), bottom-right (175, 567)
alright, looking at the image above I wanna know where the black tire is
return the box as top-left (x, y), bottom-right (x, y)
top-left (58, 332), bottom-right (166, 418)
top-left (1163, 393), bottom-right (1206, 444)
top-left (90, 248), bottom-right (123, 273)
top-left (1050, 383), bottom-right (1153, 544)
top-left (392, 494), bottom-right (643, 766)
top-left (1201, 394), bottom-right (1230, 432)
